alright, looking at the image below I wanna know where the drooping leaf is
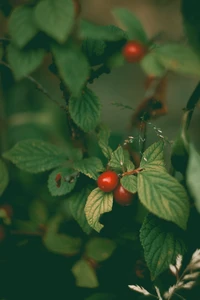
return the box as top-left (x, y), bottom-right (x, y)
top-left (73, 157), bottom-right (104, 180)
top-left (68, 188), bottom-right (92, 234)
top-left (69, 87), bottom-right (101, 132)
top-left (9, 5), bottom-right (38, 48)
top-left (52, 42), bottom-right (90, 96)
top-left (3, 139), bottom-right (67, 173)
top-left (140, 52), bottom-right (166, 76)
top-left (140, 140), bottom-right (166, 171)
top-left (137, 170), bottom-right (189, 230)
top-left (112, 8), bottom-right (148, 43)
top-left (79, 21), bottom-right (127, 41)
top-left (121, 175), bottom-right (137, 194)
top-left (72, 259), bottom-right (99, 288)
top-left (34, 0), bottom-right (74, 43)
top-left (85, 188), bottom-right (113, 232)
top-left (7, 43), bottom-right (45, 80)
top-left (97, 124), bottom-right (112, 159)
top-left (108, 146), bottom-right (125, 172)
top-left (0, 159), bottom-right (9, 196)
top-left (29, 200), bottom-right (48, 225)
top-left (43, 214), bottom-right (81, 255)
top-left (140, 214), bottom-right (186, 279)
top-left (85, 238), bottom-right (116, 262)
top-left (48, 167), bottom-right (77, 196)
top-left (187, 144), bottom-right (200, 213)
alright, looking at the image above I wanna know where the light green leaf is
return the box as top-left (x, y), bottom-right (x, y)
top-left (140, 52), bottom-right (166, 76)
top-left (187, 144), bottom-right (200, 213)
top-left (138, 171), bottom-right (189, 230)
top-left (108, 146), bottom-right (125, 172)
top-left (140, 140), bottom-right (166, 171)
top-left (34, 0), bottom-right (74, 43)
top-left (140, 214), bottom-right (186, 279)
top-left (68, 188), bottom-right (92, 234)
top-left (97, 124), bottom-right (112, 159)
top-left (48, 167), bottom-right (77, 196)
top-left (3, 139), bottom-right (67, 173)
top-left (29, 200), bottom-right (48, 225)
top-left (0, 159), bottom-right (9, 196)
top-left (126, 160), bottom-right (135, 171)
top-left (156, 43), bottom-right (200, 77)
top-left (85, 238), bottom-right (116, 262)
top-left (69, 87), bottom-right (101, 132)
top-left (9, 5), bottom-right (38, 48)
top-left (121, 175), bottom-right (137, 194)
top-left (52, 42), bottom-right (90, 96)
top-left (112, 8), bottom-right (148, 43)
top-left (72, 259), bottom-right (99, 288)
top-left (73, 157), bottom-right (104, 180)
top-left (43, 215), bottom-right (81, 255)
top-left (7, 43), bottom-right (45, 80)
top-left (85, 188), bottom-right (113, 232)
top-left (79, 21), bottom-right (127, 41)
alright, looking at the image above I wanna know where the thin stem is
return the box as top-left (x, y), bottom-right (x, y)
top-left (0, 61), bottom-right (66, 112)
top-left (122, 167), bottom-right (143, 176)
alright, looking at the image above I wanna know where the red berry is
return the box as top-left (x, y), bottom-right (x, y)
top-left (97, 171), bottom-right (119, 192)
top-left (113, 184), bottom-right (135, 206)
top-left (122, 41), bottom-right (147, 63)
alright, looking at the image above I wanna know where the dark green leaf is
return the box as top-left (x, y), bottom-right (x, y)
top-left (85, 188), bottom-right (113, 232)
top-left (3, 139), bottom-right (67, 173)
top-left (7, 43), bottom-right (45, 80)
top-left (121, 175), bottom-right (137, 194)
top-left (140, 52), bottom-right (166, 76)
top-left (138, 170), bottom-right (189, 230)
top-left (68, 188), bottom-right (92, 234)
top-left (43, 215), bottom-right (81, 255)
top-left (72, 259), bottom-right (99, 288)
top-left (107, 52), bottom-right (125, 68)
top-left (73, 157), bottom-right (104, 180)
top-left (171, 132), bottom-right (189, 174)
top-left (0, 159), bottom-right (9, 196)
top-left (9, 5), bottom-right (38, 48)
top-left (80, 21), bottom-right (127, 41)
top-left (85, 238), bottom-right (116, 262)
top-left (82, 39), bottom-right (106, 66)
top-left (48, 167), bottom-right (77, 196)
top-left (69, 87), bottom-right (101, 132)
top-left (29, 200), bottom-right (48, 225)
top-left (108, 146), bottom-right (125, 172)
top-left (112, 8), bottom-right (148, 43)
top-left (14, 219), bottom-right (38, 232)
top-left (187, 144), bottom-right (200, 213)
top-left (34, 0), bottom-right (74, 43)
top-left (97, 124), bottom-right (112, 159)
top-left (140, 140), bottom-right (166, 171)
top-left (140, 214), bottom-right (186, 278)
top-left (52, 42), bottom-right (90, 96)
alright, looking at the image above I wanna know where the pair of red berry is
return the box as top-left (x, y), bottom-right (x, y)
top-left (122, 41), bottom-right (147, 63)
top-left (97, 171), bottom-right (135, 206)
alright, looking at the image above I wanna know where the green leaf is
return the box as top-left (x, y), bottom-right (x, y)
top-left (107, 52), bottom-right (125, 68)
top-left (29, 200), bottom-right (48, 225)
top-left (72, 259), bottom-right (99, 288)
top-left (52, 42), bottom-right (90, 96)
top-left (121, 175), bottom-right (137, 194)
top-left (85, 188), bottom-right (113, 232)
top-left (43, 215), bottom-right (81, 255)
top-left (112, 8), bottom-right (148, 43)
top-left (126, 160), bottom-right (135, 171)
top-left (137, 170), bottom-right (189, 230)
top-left (187, 144), bottom-right (200, 213)
top-left (3, 139), bottom-right (67, 173)
top-left (140, 140), bottom-right (166, 171)
top-left (7, 44), bottom-right (45, 80)
top-left (85, 238), bottom-right (116, 262)
top-left (69, 87), bottom-right (101, 132)
top-left (155, 43), bottom-right (200, 77)
top-left (97, 124), bottom-right (112, 159)
top-left (14, 219), bottom-right (38, 232)
top-left (80, 21), bottom-right (127, 41)
top-left (0, 159), bottom-right (9, 196)
top-left (140, 214), bottom-right (186, 279)
top-left (140, 52), bottom-right (166, 76)
top-left (82, 39), bottom-right (106, 66)
top-left (48, 167), bottom-right (77, 196)
top-left (68, 188), bottom-right (92, 234)
top-left (171, 132), bottom-right (189, 174)
top-left (34, 0), bottom-right (74, 43)
top-left (73, 157), bottom-right (104, 180)
top-left (9, 5), bottom-right (38, 48)
top-left (108, 146), bottom-right (125, 172)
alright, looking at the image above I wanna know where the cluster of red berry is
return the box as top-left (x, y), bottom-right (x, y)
top-left (97, 171), bottom-right (136, 206)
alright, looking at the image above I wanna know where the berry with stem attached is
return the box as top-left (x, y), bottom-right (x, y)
top-left (97, 171), bottom-right (119, 193)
